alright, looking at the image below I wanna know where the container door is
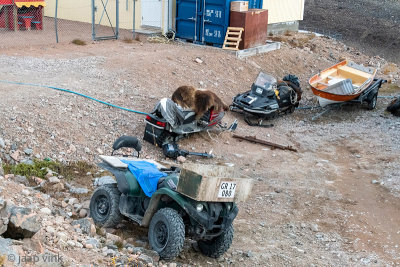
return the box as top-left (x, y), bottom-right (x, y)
top-left (142, 0), bottom-right (162, 28)
top-left (200, 0), bottom-right (229, 45)
top-left (176, 0), bottom-right (200, 41)
top-left (248, 0), bottom-right (263, 9)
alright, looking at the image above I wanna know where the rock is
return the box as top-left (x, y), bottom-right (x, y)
top-left (68, 144), bottom-right (77, 154)
top-left (0, 237), bottom-right (19, 265)
top-left (0, 198), bottom-right (9, 235)
top-left (195, 57), bottom-right (203, 64)
top-left (46, 226), bottom-right (56, 233)
top-left (23, 237), bottom-right (44, 254)
top-left (371, 180), bottom-right (379, 184)
top-left (85, 238), bottom-right (100, 248)
top-left (7, 206), bottom-right (41, 239)
top-left (85, 243), bottom-right (93, 249)
top-left (71, 218), bottom-right (96, 236)
top-left (68, 198), bottom-right (78, 205)
top-left (0, 137), bottom-right (5, 148)
top-left (105, 249), bottom-right (116, 257)
top-left (32, 177), bottom-right (44, 185)
top-left (22, 189), bottom-right (30, 196)
top-left (48, 176), bottom-right (60, 184)
top-left (106, 233), bottom-right (122, 243)
top-left (138, 254), bottom-right (154, 265)
top-left (311, 223), bottom-right (319, 232)
top-left (40, 207), bottom-right (52, 215)
top-left (15, 175), bottom-right (29, 185)
top-left (79, 209), bottom-right (87, 218)
top-left (141, 248), bottom-right (160, 263)
top-left (67, 240), bottom-right (75, 247)
top-left (27, 127), bottom-right (35, 133)
top-left (177, 156), bottom-right (186, 163)
top-left (52, 182), bottom-right (64, 191)
top-left (245, 250), bottom-right (253, 257)
top-left (24, 148), bottom-right (33, 155)
top-left (57, 232), bottom-right (68, 242)
top-left (10, 150), bottom-right (20, 161)
top-left (61, 201), bottom-right (68, 208)
top-left (20, 158), bottom-right (34, 165)
top-left (93, 176), bottom-right (116, 186)
top-left (66, 183), bottom-right (89, 194)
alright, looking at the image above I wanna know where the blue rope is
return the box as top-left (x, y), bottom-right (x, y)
top-left (0, 80), bottom-right (149, 116)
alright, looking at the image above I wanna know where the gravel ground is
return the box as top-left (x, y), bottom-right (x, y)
top-left (0, 34), bottom-right (400, 266)
top-left (301, 0), bottom-right (400, 64)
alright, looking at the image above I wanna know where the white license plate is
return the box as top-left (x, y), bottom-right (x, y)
top-left (218, 181), bottom-right (236, 198)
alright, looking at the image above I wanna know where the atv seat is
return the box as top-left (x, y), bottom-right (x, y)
top-left (181, 110), bottom-right (196, 124)
top-left (99, 155), bottom-right (166, 169)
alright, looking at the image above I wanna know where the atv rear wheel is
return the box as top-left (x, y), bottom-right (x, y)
top-left (198, 224), bottom-right (234, 258)
top-left (89, 185), bottom-right (123, 228)
top-left (148, 208), bottom-right (185, 260)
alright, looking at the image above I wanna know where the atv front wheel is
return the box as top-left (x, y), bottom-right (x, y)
top-left (148, 208), bottom-right (185, 260)
top-left (198, 224), bottom-right (234, 258)
top-left (89, 185), bottom-right (123, 228)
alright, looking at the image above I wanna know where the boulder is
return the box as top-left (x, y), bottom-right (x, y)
top-left (0, 198), bottom-right (9, 235)
top-left (71, 218), bottom-right (96, 236)
top-left (0, 237), bottom-right (19, 266)
top-left (5, 206), bottom-right (41, 239)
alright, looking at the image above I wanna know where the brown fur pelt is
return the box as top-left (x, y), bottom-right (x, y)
top-left (171, 85), bottom-right (229, 119)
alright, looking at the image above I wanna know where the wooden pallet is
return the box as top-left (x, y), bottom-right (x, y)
top-left (222, 27), bottom-right (244, 51)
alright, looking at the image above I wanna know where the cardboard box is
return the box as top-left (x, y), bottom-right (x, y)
top-left (230, 1), bottom-right (249, 12)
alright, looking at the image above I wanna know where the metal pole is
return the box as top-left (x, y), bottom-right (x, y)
top-left (55, 0), bottom-right (59, 43)
top-left (116, 0), bottom-right (119, 39)
top-left (91, 0), bottom-right (96, 40)
top-left (132, 0), bottom-right (136, 39)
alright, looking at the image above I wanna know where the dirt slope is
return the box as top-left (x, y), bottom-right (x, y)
top-left (301, 0), bottom-right (400, 64)
top-left (0, 34), bottom-right (399, 266)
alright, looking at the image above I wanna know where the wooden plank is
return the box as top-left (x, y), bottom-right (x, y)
top-left (224, 41), bottom-right (238, 45)
top-left (226, 37), bottom-right (241, 41)
top-left (228, 27), bottom-right (245, 31)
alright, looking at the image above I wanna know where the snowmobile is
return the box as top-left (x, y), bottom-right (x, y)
top-left (90, 136), bottom-right (252, 260)
top-left (143, 98), bottom-right (236, 158)
top-left (231, 72), bottom-right (302, 126)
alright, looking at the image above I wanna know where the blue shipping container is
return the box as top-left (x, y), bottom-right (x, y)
top-left (176, 0), bottom-right (263, 46)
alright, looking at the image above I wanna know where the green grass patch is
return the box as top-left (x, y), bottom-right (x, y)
top-left (2, 159), bottom-right (97, 180)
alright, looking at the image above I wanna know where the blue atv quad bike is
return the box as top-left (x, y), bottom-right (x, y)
top-left (89, 136), bottom-right (242, 260)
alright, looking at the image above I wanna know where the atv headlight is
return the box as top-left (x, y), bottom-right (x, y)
top-left (227, 204), bottom-right (231, 211)
top-left (196, 204), bottom-right (204, 212)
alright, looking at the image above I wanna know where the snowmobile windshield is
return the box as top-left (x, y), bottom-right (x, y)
top-left (253, 72), bottom-right (277, 91)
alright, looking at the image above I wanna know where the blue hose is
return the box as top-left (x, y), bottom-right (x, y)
top-left (0, 80), bottom-right (149, 116)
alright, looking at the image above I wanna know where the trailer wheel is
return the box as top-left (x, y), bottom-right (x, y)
top-left (367, 94), bottom-right (378, 110)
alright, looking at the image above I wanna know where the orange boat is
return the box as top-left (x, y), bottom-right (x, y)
top-left (309, 60), bottom-right (377, 107)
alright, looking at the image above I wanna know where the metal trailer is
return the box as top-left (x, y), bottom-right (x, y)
top-left (311, 78), bottom-right (387, 121)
